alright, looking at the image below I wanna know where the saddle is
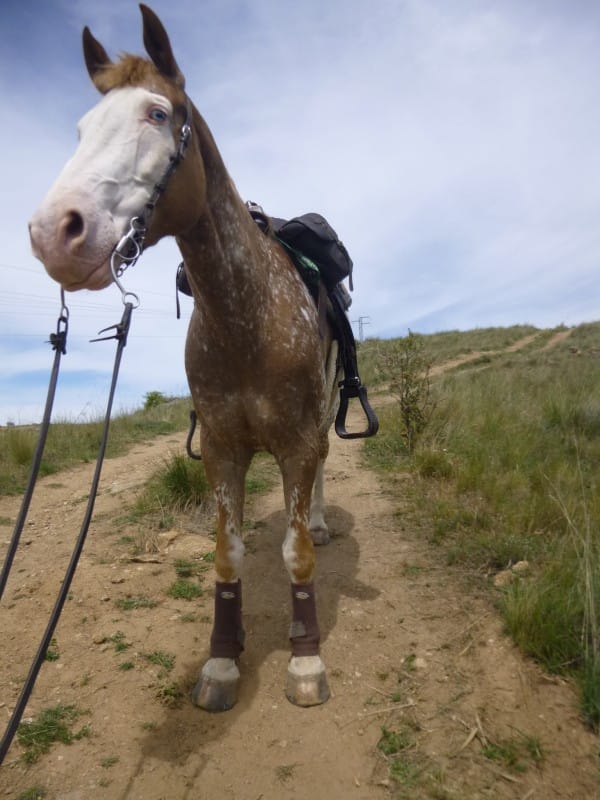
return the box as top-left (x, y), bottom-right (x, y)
top-left (176, 204), bottom-right (378, 441)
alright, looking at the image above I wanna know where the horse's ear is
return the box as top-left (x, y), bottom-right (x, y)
top-left (82, 27), bottom-right (113, 93)
top-left (139, 4), bottom-right (185, 88)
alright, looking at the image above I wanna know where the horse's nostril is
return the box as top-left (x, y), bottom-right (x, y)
top-left (63, 210), bottom-right (85, 243)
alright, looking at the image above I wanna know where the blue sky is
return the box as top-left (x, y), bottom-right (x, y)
top-left (1, 0), bottom-right (600, 424)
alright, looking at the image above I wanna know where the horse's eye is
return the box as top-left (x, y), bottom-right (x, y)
top-left (149, 107), bottom-right (168, 124)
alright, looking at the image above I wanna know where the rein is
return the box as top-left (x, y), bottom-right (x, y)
top-left (0, 295), bottom-right (133, 766)
top-left (0, 102), bottom-right (193, 766)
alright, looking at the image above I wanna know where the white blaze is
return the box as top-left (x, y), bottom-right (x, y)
top-left (29, 87), bottom-right (176, 290)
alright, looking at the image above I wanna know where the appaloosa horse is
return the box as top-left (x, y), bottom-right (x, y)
top-left (29, 5), bottom-right (340, 710)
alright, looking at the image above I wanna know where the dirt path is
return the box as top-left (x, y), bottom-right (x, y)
top-left (1, 340), bottom-right (598, 799)
top-left (429, 329), bottom-right (572, 376)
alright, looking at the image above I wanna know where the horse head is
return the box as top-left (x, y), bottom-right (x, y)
top-left (29, 4), bottom-right (205, 292)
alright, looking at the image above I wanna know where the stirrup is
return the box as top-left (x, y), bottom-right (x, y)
top-left (334, 378), bottom-right (379, 439)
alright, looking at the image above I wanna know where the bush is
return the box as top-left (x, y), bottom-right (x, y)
top-left (377, 331), bottom-right (433, 453)
top-left (143, 390), bottom-right (168, 410)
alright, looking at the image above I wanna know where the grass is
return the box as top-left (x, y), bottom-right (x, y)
top-left (275, 763), bottom-right (298, 783)
top-left (174, 558), bottom-right (208, 578)
top-left (109, 631), bottom-right (131, 653)
top-left (144, 650), bottom-right (175, 675)
top-left (0, 398), bottom-right (193, 496)
top-left (18, 789), bottom-right (47, 800)
top-left (100, 755), bottom-right (120, 768)
top-left (481, 732), bottom-right (543, 773)
top-left (363, 322), bottom-right (600, 729)
top-left (358, 325), bottom-right (542, 388)
top-left (155, 681), bottom-right (184, 708)
top-left (44, 638), bottom-right (60, 662)
top-left (377, 726), bottom-right (412, 756)
top-left (377, 726), bottom-right (420, 788)
top-left (167, 578), bottom-right (203, 600)
top-left (114, 595), bottom-right (157, 611)
top-left (127, 453), bottom-right (210, 530)
top-left (246, 452), bottom-right (279, 494)
top-left (17, 704), bottom-right (90, 763)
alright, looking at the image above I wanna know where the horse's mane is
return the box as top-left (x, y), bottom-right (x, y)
top-left (92, 54), bottom-right (162, 93)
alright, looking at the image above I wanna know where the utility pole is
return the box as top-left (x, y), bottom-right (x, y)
top-left (353, 316), bottom-right (371, 342)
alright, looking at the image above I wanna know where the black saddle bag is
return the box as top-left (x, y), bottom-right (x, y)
top-left (270, 213), bottom-right (353, 291)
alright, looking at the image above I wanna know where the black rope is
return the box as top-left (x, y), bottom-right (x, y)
top-left (0, 310), bottom-right (68, 603)
top-left (0, 302), bottom-right (133, 767)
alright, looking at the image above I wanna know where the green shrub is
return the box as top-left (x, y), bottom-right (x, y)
top-left (377, 331), bottom-right (433, 453)
top-left (143, 390), bottom-right (168, 410)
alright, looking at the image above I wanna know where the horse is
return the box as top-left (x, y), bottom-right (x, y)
top-left (28, 5), bottom-right (341, 711)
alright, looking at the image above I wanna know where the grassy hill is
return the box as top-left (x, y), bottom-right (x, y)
top-left (360, 322), bottom-right (600, 730)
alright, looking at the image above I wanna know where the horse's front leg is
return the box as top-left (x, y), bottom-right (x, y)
top-left (281, 452), bottom-right (330, 707)
top-left (192, 442), bottom-right (249, 712)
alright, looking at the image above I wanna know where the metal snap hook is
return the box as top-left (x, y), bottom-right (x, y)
top-left (59, 288), bottom-right (70, 321)
top-left (110, 251), bottom-right (140, 308)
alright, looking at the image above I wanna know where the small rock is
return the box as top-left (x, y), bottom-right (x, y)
top-left (130, 555), bottom-right (163, 564)
top-left (92, 633), bottom-right (107, 645)
top-left (494, 570), bottom-right (514, 588)
top-left (158, 529), bottom-right (181, 547)
top-left (494, 561), bottom-right (530, 587)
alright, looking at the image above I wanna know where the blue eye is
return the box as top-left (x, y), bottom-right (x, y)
top-left (149, 107), bottom-right (168, 124)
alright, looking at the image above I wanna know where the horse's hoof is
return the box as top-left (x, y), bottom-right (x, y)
top-left (285, 656), bottom-right (330, 707)
top-left (310, 526), bottom-right (330, 546)
top-left (191, 658), bottom-right (239, 712)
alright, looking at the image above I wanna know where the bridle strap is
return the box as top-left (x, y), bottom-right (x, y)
top-left (111, 98), bottom-right (193, 285)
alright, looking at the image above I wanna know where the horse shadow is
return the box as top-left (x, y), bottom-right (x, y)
top-left (137, 503), bottom-right (379, 771)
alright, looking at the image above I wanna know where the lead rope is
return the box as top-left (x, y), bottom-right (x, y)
top-left (0, 292), bottom-right (69, 604)
top-left (0, 291), bottom-right (135, 767)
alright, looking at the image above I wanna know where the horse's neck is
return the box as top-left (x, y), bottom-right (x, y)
top-left (177, 108), bottom-right (267, 312)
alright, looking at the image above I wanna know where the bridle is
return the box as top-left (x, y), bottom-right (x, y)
top-left (0, 93), bottom-right (194, 767)
top-left (110, 97), bottom-right (193, 303)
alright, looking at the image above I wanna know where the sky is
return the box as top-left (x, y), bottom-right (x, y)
top-left (1, 0), bottom-right (600, 424)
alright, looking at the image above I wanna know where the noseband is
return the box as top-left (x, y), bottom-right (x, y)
top-left (110, 98), bottom-right (193, 299)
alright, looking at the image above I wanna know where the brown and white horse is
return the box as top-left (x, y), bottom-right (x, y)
top-left (29, 5), bottom-right (340, 710)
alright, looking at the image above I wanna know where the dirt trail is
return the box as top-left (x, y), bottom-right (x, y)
top-left (1, 332), bottom-right (598, 800)
top-left (429, 329), bottom-right (572, 376)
